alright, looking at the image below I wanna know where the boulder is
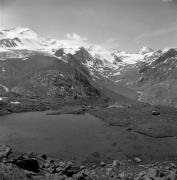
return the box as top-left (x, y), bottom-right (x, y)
top-left (134, 157), bottom-right (142, 163)
top-left (41, 154), bottom-right (47, 160)
top-left (112, 160), bottom-right (120, 168)
top-left (152, 111), bottom-right (160, 116)
top-left (0, 145), bottom-right (12, 159)
top-left (147, 168), bottom-right (157, 178)
top-left (100, 161), bottom-right (106, 166)
top-left (15, 158), bottom-right (40, 173)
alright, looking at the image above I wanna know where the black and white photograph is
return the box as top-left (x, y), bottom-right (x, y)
top-left (0, 0), bottom-right (177, 179)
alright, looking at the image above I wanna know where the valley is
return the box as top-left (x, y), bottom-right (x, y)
top-left (0, 26), bottom-right (177, 179)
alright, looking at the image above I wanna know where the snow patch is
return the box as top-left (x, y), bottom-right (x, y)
top-left (10, 101), bottom-right (21, 105)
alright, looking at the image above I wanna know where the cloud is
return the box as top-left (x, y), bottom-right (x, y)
top-left (161, 0), bottom-right (177, 6)
top-left (135, 26), bottom-right (177, 42)
top-left (101, 38), bottom-right (120, 50)
top-left (66, 33), bottom-right (88, 41)
top-left (1, 0), bottom-right (17, 8)
top-left (161, 0), bottom-right (173, 2)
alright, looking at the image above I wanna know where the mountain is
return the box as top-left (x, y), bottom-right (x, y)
top-left (0, 53), bottom-right (102, 101)
top-left (0, 26), bottom-right (177, 107)
top-left (0, 26), bottom-right (115, 63)
top-left (110, 48), bottom-right (177, 107)
top-left (0, 27), bottom-right (133, 105)
top-left (137, 48), bottom-right (177, 107)
top-left (0, 27), bottom-right (153, 65)
top-left (0, 27), bottom-right (104, 101)
top-left (0, 27), bottom-right (44, 51)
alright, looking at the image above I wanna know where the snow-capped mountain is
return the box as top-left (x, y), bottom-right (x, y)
top-left (0, 27), bottom-right (115, 63)
top-left (136, 48), bottom-right (177, 107)
top-left (0, 26), bottom-right (156, 66)
top-left (0, 27), bottom-right (44, 51)
top-left (1, 26), bottom-right (177, 107)
top-left (0, 27), bottom-right (173, 81)
top-left (112, 47), bottom-right (161, 65)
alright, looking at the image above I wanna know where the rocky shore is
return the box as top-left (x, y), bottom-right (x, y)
top-left (0, 94), bottom-right (107, 116)
top-left (0, 145), bottom-right (177, 180)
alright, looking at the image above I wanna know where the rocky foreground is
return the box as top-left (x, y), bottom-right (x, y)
top-left (0, 145), bottom-right (177, 180)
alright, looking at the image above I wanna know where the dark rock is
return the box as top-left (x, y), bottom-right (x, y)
top-left (126, 127), bottom-right (132, 131)
top-left (73, 171), bottom-right (90, 180)
top-left (62, 166), bottom-right (80, 177)
top-left (15, 158), bottom-right (40, 173)
top-left (50, 159), bottom-right (55, 163)
top-left (152, 111), bottom-right (160, 116)
top-left (100, 161), bottom-right (106, 166)
top-left (55, 48), bottom-right (64, 57)
top-left (41, 154), bottom-right (47, 160)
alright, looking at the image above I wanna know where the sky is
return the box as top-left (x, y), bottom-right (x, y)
top-left (0, 0), bottom-right (177, 52)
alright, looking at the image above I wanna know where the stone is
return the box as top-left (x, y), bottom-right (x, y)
top-left (44, 162), bottom-right (50, 168)
top-left (92, 164), bottom-right (96, 168)
top-left (56, 167), bottom-right (63, 173)
top-left (152, 111), bottom-right (160, 116)
top-left (170, 163), bottom-right (176, 168)
top-left (100, 161), bottom-right (106, 166)
top-left (63, 166), bottom-right (80, 177)
top-left (127, 172), bottom-right (134, 179)
top-left (127, 127), bottom-right (132, 131)
top-left (166, 170), bottom-right (176, 180)
top-left (58, 161), bottom-right (66, 167)
top-left (164, 166), bottom-right (170, 170)
top-left (66, 161), bottom-right (73, 168)
top-left (45, 172), bottom-right (51, 178)
top-left (142, 175), bottom-right (152, 180)
top-left (136, 171), bottom-right (146, 179)
top-left (50, 159), bottom-right (55, 163)
top-left (118, 172), bottom-right (125, 179)
top-left (41, 154), bottom-right (47, 160)
top-left (0, 145), bottom-right (12, 159)
top-left (147, 168), bottom-right (157, 178)
top-left (48, 167), bottom-right (55, 174)
top-left (80, 165), bottom-right (85, 170)
top-left (24, 170), bottom-right (37, 177)
top-left (27, 152), bottom-right (33, 157)
top-left (15, 158), bottom-right (40, 173)
top-left (134, 157), bottom-right (142, 163)
top-left (106, 168), bottom-right (113, 175)
top-left (73, 171), bottom-right (88, 179)
top-left (154, 177), bottom-right (165, 180)
top-left (112, 160), bottom-right (120, 168)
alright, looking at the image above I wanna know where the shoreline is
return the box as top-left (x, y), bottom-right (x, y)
top-left (0, 145), bottom-right (177, 180)
top-left (1, 102), bottom-right (177, 179)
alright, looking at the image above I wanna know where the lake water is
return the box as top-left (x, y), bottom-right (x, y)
top-left (0, 111), bottom-right (177, 162)
top-left (0, 112), bottom-right (121, 161)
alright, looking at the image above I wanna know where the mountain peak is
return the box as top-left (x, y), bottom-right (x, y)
top-left (0, 26), bottom-right (37, 39)
top-left (138, 46), bottom-right (153, 55)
